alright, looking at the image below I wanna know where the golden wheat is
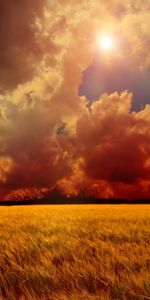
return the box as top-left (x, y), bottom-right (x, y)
top-left (0, 205), bottom-right (149, 300)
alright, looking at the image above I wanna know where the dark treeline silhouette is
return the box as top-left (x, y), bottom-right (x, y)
top-left (0, 187), bottom-right (150, 205)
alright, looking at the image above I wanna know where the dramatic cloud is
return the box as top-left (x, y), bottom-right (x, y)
top-left (67, 92), bottom-right (150, 199)
top-left (0, 0), bottom-right (150, 200)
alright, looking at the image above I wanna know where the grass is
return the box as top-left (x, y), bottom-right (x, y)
top-left (0, 205), bottom-right (150, 300)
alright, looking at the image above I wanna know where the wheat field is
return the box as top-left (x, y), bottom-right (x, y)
top-left (0, 205), bottom-right (149, 300)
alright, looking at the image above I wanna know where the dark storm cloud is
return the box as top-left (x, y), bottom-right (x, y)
top-left (0, 0), bottom-right (58, 89)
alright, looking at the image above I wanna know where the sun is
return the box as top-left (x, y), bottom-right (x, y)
top-left (97, 35), bottom-right (114, 51)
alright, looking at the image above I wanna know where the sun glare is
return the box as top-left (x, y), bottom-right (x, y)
top-left (97, 36), bottom-right (114, 51)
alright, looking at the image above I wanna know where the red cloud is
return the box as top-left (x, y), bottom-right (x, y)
top-left (60, 92), bottom-right (150, 199)
top-left (0, 1), bottom-right (150, 201)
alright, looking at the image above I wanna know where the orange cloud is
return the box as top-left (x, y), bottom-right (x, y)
top-left (61, 92), bottom-right (150, 199)
top-left (0, 1), bottom-right (150, 200)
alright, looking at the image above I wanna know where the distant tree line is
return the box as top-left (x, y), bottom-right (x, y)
top-left (0, 186), bottom-right (150, 205)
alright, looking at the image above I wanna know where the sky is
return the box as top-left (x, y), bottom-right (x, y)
top-left (0, 0), bottom-right (150, 200)
top-left (79, 52), bottom-right (150, 111)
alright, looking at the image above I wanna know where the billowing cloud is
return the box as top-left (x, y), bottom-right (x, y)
top-left (0, 0), bottom-right (150, 200)
top-left (65, 92), bottom-right (150, 199)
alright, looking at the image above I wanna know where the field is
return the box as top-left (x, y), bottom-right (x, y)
top-left (0, 205), bottom-right (150, 300)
